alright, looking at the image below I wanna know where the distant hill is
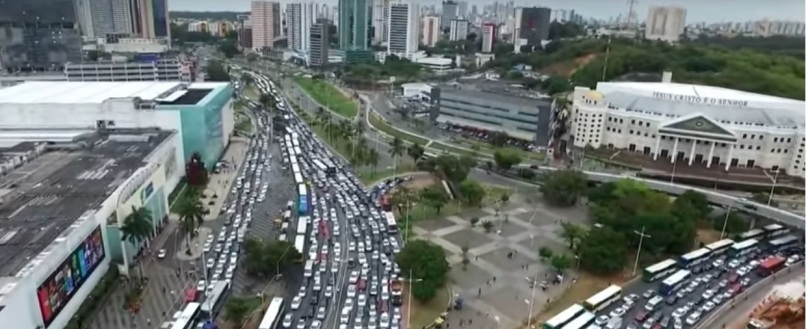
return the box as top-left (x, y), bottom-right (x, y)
top-left (170, 11), bottom-right (248, 21)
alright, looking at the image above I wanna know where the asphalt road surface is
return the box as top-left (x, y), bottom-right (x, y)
top-left (252, 73), bottom-right (408, 329)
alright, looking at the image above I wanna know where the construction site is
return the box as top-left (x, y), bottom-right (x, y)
top-left (744, 278), bottom-right (805, 329)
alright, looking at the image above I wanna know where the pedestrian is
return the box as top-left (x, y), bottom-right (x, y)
top-left (493, 276), bottom-right (497, 283)
top-left (478, 287), bottom-right (481, 296)
top-left (147, 318), bottom-right (151, 325)
top-left (468, 319), bottom-right (473, 325)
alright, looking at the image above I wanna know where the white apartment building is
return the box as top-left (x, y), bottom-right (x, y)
top-left (251, 1), bottom-right (281, 50)
top-left (449, 18), bottom-right (469, 41)
top-left (567, 76), bottom-right (806, 178)
top-left (372, 0), bottom-right (389, 43)
top-left (387, 1), bottom-right (419, 58)
top-left (289, 2), bottom-right (317, 53)
top-left (481, 23), bottom-right (495, 53)
top-left (645, 6), bottom-right (687, 43)
top-left (422, 16), bottom-right (441, 47)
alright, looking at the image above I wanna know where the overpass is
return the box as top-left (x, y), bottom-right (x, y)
top-left (531, 166), bottom-right (806, 229)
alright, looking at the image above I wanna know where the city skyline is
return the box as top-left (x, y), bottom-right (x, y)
top-left (169, 0), bottom-right (805, 23)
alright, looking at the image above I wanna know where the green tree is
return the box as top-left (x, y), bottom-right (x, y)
top-left (538, 246), bottom-right (554, 260)
top-left (391, 186), bottom-right (418, 216)
top-left (365, 148), bottom-right (380, 172)
top-left (205, 60), bottom-right (230, 81)
top-left (459, 180), bottom-right (486, 207)
top-left (243, 238), bottom-right (300, 278)
top-left (120, 206), bottom-right (153, 277)
top-left (489, 132), bottom-right (509, 147)
top-left (407, 143), bottom-right (426, 163)
top-left (550, 254), bottom-right (572, 271)
top-left (493, 149), bottom-right (523, 170)
top-left (539, 169), bottom-right (588, 207)
top-left (419, 186), bottom-right (449, 214)
top-left (388, 136), bottom-right (405, 172)
top-left (559, 222), bottom-right (586, 251)
top-left (481, 220), bottom-right (494, 233)
top-left (174, 193), bottom-right (206, 252)
top-left (395, 240), bottom-right (450, 302)
top-left (428, 155), bottom-right (474, 183)
top-left (578, 227), bottom-right (628, 275)
top-left (224, 297), bottom-right (253, 328)
top-left (671, 190), bottom-right (711, 221)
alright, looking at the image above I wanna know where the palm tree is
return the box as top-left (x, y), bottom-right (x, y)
top-left (407, 143), bottom-right (425, 163)
top-left (175, 192), bottom-right (206, 254)
top-left (352, 121), bottom-right (366, 157)
top-left (338, 120), bottom-right (353, 141)
top-left (366, 148), bottom-right (380, 172)
top-left (389, 136), bottom-right (405, 176)
top-left (120, 206), bottom-right (153, 277)
top-left (315, 106), bottom-right (327, 123)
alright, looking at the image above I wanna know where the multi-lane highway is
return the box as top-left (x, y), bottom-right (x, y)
top-left (248, 72), bottom-right (407, 329)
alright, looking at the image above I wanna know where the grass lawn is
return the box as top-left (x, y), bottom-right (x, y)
top-left (429, 141), bottom-right (484, 158)
top-left (404, 285), bottom-right (451, 329)
top-left (294, 76), bottom-right (358, 118)
top-left (525, 273), bottom-right (631, 328)
top-left (358, 163), bottom-right (416, 185)
top-left (244, 85), bottom-right (260, 100)
top-left (433, 139), bottom-right (547, 163)
top-left (369, 112), bottom-right (431, 145)
top-left (221, 296), bottom-right (265, 329)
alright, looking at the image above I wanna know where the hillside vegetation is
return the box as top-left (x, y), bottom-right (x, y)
top-left (489, 38), bottom-right (805, 100)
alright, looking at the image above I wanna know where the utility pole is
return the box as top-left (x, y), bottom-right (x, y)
top-left (767, 169), bottom-right (780, 206)
top-left (631, 226), bottom-right (652, 276)
top-left (626, 0), bottom-right (638, 30)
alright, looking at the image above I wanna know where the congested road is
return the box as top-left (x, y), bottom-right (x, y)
top-left (249, 72), bottom-right (408, 329)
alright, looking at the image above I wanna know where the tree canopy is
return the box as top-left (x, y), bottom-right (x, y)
top-left (485, 38), bottom-right (805, 100)
top-left (395, 240), bottom-right (450, 301)
top-left (539, 169), bottom-right (588, 207)
top-left (205, 60), bottom-right (230, 81)
top-left (493, 149), bottom-right (523, 170)
top-left (243, 238), bottom-right (300, 279)
top-left (578, 226), bottom-right (628, 275)
top-left (459, 180), bottom-right (486, 207)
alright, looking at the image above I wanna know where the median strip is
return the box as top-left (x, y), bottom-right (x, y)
top-left (368, 112), bottom-right (430, 145)
top-left (293, 76), bottom-right (359, 118)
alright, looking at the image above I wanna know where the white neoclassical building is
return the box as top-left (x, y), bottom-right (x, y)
top-left (567, 78), bottom-right (805, 178)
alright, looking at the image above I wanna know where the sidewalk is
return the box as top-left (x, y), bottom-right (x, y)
top-left (199, 136), bottom-right (250, 222)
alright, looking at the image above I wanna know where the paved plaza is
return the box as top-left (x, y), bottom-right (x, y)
top-left (412, 194), bottom-right (589, 329)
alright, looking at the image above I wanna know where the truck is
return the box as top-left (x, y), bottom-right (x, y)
top-left (390, 279), bottom-right (402, 306)
top-left (380, 193), bottom-right (392, 212)
top-left (757, 256), bottom-right (786, 277)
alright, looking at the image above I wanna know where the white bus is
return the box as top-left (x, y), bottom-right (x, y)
top-left (294, 235), bottom-right (306, 263)
top-left (562, 311), bottom-right (596, 329)
top-left (294, 146), bottom-right (302, 155)
top-left (705, 239), bottom-right (735, 256)
top-left (768, 235), bottom-right (799, 253)
top-left (294, 173), bottom-right (304, 184)
top-left (171, 302), bottom-right (202, 329)
top-left (542, 304), bottom-right (585, 329)
top-left (296, 216), bottom-right (308, 235)
top-left (201, 280), bottom-right (231, 319)
top-left (659, 269), bottom-right (691, 296)
top-left (729, 238), bottom-right (759, 257)
top-left (763, 224), bottom-right (790, 238)
top-left (258, 297), bottom-right (284, 329)
top-left (642, 259), bottom-right (677, 283)
top-left (383, 211), bottom-right (398, 233)
top-left (582, 285), bottom-right (622, 312)
top-left (678, 248), bottom-right (711, 268)
top-left (291, 163), bottom-right (301, 175)
top-left (738, 228), bottom-right (765, 241)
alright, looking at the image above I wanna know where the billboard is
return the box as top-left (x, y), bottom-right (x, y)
top-left (36, 227), bottom-right (106, 326)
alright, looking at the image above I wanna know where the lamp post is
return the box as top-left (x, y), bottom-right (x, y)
top-left (720, 203), bottom-right (733, 240)
top-left (767, 169), bottom-right (780, 206)
top-left (631, 226), bottom-right (652, 276)
top-left (404, 271), bottom-right (424, 329)
top-left (525, 274), bottom-right (539, 329)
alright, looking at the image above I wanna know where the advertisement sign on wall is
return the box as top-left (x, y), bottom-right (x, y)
top-left (36, 227), bottom-right (106, 326)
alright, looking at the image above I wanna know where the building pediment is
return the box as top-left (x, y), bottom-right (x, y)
top-left (659, 114), bottom-right (737, 142)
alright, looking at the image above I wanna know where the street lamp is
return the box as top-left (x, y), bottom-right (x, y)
top-left (631, 226), bottom-right (652, 276)
top-left (525, 274), bottom-right (539, 329)
top-left (720, 203), bottom-right (733, 240)
top-left (767, 169), bottom-right (781, 206)
top-left (405, 268), bottom-right (424, 329)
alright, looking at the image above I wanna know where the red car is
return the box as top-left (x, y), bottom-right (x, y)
top-left (635, 310), bottom-right (649, 322)
top-left (727, 273), bottom-right (739, 283)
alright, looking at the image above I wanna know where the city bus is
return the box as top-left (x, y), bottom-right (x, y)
top-left (297, 184), bottom-right (308, 215)
top-left (383, 211), bottom-right (398, 233)
top-left (737, 228), bottom-right (765, 241)
top-left (767, 235), bottom-right (799, 253)
top-left (642, 259), bottom-right (677, 283)
top-left (291, 163), bottom-right (301, 175)
top-left (762, 224), bottom-right (790, 239)
top-left (200, 280), bottom-right (231, 320)
top-left (296, 216), bottom-right (308, 235)
top-left (582, 285), bottom-right (622, 312)
top-left (293, 235), bottom-right (305, 263)
top-left (729, 238), bottom-right (759, 257)
top-left (171, 302), bottom-right (202, 329)
top-left (561, 311), bottom-right (596, 329)
top-left (705, 239), bottom-right (735, 256)
top-left (659, 269), bottom-right (691, 296)
top-left (757, 256), bottom-right (786, 277)
top-left (678, 248), bottom-right (712, 268)
top-left (258, 297), bottom-right (285, 329)
top-left (542, 304), bottom-right (585, 329)
top-left (294, 173), bottom-right (304, 184)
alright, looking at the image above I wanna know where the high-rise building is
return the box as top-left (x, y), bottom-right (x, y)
top-left (0, 0), bottom-right (83, 72)
top-left (512, 7), bottom-right (551, 48)
top-left (309, 18), bottom-right (330, 68)
top-left (289, 2), bottom-right (317, 53)
top-left (236, 14), bottom-right (253, 49)
top-left (449, 18), bottom-right (468, 41)
top-left (371, 0), bottom-right (388, 43)
top-left (645, 6), bottom-right (687, 43)
top-left (133, 0), bottom-right (170, 40)
top-left (481, 22), bottom-right (495, 53)
top-left (387, 0), bottom-right (418, 58)
top-left (75, 0), bottom-right (135, 38)
top-left (251, 1), bottom-right (281, 51)
top-left (457, 1), bottom-right (468, 18)
top-left (422, 16), bottom-right (441, 47)
top-left (440, 0), bottom-right (458, 30)
top-left (339, 0), bottom-right (372, 62)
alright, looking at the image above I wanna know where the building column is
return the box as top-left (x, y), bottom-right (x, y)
top-left (671, 137), bottom-right (679, 163)
top-left (706, 142), bottom-right (716, 168)
top-left (688, 140), bottom-right (697, 166)
top-left (725, 145), bottom-right (734, 171)
top-left (653, 135), bottom-right (661, 161)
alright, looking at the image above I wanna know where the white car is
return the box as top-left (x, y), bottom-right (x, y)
top-left (282, 314), bottom-right (293, 328)
top-left (702, 301), bottom-right (716, 312)
top-left (291, 296), bottom-right (302, 310)
top-left (358, 294), bottom-right (367, 308)
top-left (595, 315), bottom-right (610, 325)
top-left (157, 249), bottom-right (167, 259)
top-left (685, 311), bottom-right (701, 325)
top-left (196, 280), bottom-right (206, 291)
top-left (325, 285), bottom-right (334, 298)
top-left (206, 258), bottom-right (215, 269)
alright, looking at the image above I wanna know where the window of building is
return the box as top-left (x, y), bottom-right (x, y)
top-left (787, 138), bottom-right (792, 143)
top-left (740, 145), bottom-right (745, 149)
top-left (619, 119), bottom-right (623, 124)
top-left (631, 119), bottom-right (635, 125)
top-left (743, 134), bottom-right (748, 139)
top-left (629, 130), bottom-right (634, 135)
top-left (774, 137), bottom-right (779, 142)
top-left (784, 149), bottom-right (789, 153)
top-left (756, 146), bottom-right (761, 150)
top-left (759, 135), bottom-right (764, 140)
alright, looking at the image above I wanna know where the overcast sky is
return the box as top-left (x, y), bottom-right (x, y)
top-left (169, 0), bottom-right (805, 23)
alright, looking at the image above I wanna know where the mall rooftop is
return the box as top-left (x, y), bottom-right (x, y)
top-left (0, 81), bottom-right (227, 106)
top-left (0, 129), bottom-right (172, 277)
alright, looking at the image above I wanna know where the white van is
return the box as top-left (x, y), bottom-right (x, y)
top-left (303, 260), bottom-right (314, 278)
top-left (645, 296), bottom-right (664, 311)
top-left (606, 316), bottom-right (622, 329)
